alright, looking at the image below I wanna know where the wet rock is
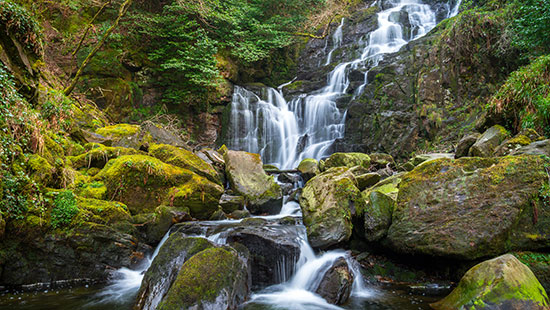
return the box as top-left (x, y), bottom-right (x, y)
top-left (298, 158), bottom-right (319, 181)
top-left (324, 152), bottom-right (371, 171)
top-left (209, 208), bottom-right (228, 221)
top-left (157, 246), bottom-right (250, 310)
top-left (316, 258), bottom-right (353, 305)
top-left (219, 194), bottom-right (245, 213)
top-left (226, 221), bottom-right (302, 288)
top-left (455, 133), bottom-right (480, 158)
top-left (431, 254), bottom-right (550, 310)
top-left (469, 125), bottom-right (510, 157)
top-left (299, 167), bottom-right (366, 248)
top-left (134, 206), bottom-right (192, 244)
top-left (135, 236), bottom-right (215, 310)
top-left (407, 153), bottom-right (454, 167)
top-left (369, 153), bottom-right (396, 169)
top-left (229, 209), bottom-right (251, 220)
top-left (166, 174), bottom-right (224, 220)
top-left (387, 156), bottom-right (550, 260)
top-left (224, 150), bottom-right (283, 215)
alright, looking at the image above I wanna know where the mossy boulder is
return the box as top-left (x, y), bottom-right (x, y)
top-left (514, 252), bottom-right (550, 293)
top-left (94, 155), bottom-right (195, 214)
top-left (494, 134), bottom-right (533, 156)
top-left (157, 246), bottom-right (249, 310)
top-left (133, 205), bottom-right (192, 244)
top-left (297, 158), bottom-right (320, 181)
top-left (299, 167), bottom-right (366, 248)
top-left (68, 145), bottom-right (141, 169)
top-left (513, 140), bottom-right (550, 157)
top-left (455, 133), bottom-right (481, 159)
top-left (369, 153), bottom-right (396, 169)
top-left (355, 173), bottom-right (381, 191)
top-left (75, 198), bottom-right (132, 228)
top-left (149, 143), bottom-right (220, 184)
top-left (387, 156), bottom-right (550, 260)
top-left (135, 236), bottom-right (215, 310)
top-left (432, 254), bottom-right (550, 310)
top-left (323, 152), bottom-right (371, 171)
top-left (224, 150), bottom-right (282, 215)
top-left (166, 174), bottom-right (224, 220)
top-left (316, 258), bottom-right (353, 305)
top-left (95, 124), bottom-right (139, 141)
top-left (469, 125), bottom-right (511, 157)
top-left (77, 181), bottom-right (107, 200)
top-left (26, 154), bottom-right (54, 185)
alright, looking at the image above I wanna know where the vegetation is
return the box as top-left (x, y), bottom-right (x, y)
top-left (51, 190), bottom-right (79, 228)
top-left (512, 0), bottom-right (550, 55)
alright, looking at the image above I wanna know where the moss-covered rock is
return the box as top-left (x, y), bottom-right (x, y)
top-left (355, 172), bottom-right (381, 191)
top-left (455, 133), bottom-right (481, 159)
top-left (149, 143), bottom-right (220, 184)
top-left (166, 174), bottom-right (224, 220)
top-left (323, 152), bottom-right (371, 171)
top-left (299, 167), bottom-right (366, 248)
top-left (224, 150), bottom-right (282, 215)
top-left (369, 153), bottom-right (396, 169)
top-left (387, 156), bottom-right (550, 259)
top-left (432, 254), bottom-right (550, 310)
top-left (26, 154), bottom-right (54, 185)
top-left (494, 134), bottom-right (533, 156)
top-left (157, 246), bottom-right (249, 310)
top-left (94, 155), bottom-right (196, 214)
top-left (68, 145), bottom-right (141, 169)
top-left (512, 139), bottom-right (550, 157)
top-left (469, 125), bottom-right (510, 157)
top-left (135, 236), bottom-right (215, 310)
top-left (75, 197), bottom-right (132, 229)
top-left (77, 181), bottom-right (107, 200)
top-left (297, 158), bottom-right (319, 181)
top-left (95, 124), bottom-right (139, 140)
top-left (514, 252), bottom-right (550, 294)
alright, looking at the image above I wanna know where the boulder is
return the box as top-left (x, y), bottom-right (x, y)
top-left (297, 158), bottom-right (320, 181)
top-left (149, 143), bottom-right (221, 184)
top-left (494, 134), bottom-right (533, 156)
top-left (355, 173), bottom-right (381, 191)
top-left (323, 152), bottom-right (371, 171)
top-left (68, 145), bottom-right (141, 169)
top-left (514, 252), bottom-right (550, 293)
top-left (369, 153), bottom-right (396, 169)
top-left (114, 122), bottom-right (188, 150)
top-left (224, 150), bottom-right (282, 215)
top-left (219, 194), bottom-right (245, 213)
top-left (406, 153), bottom-right (454, 168)
top-left (316, 258), bottom-right (353, 305)
top-left (135, 236), bottom-right (215, 310)
top-left (513, 140), bottom-right (550, 157)
top-left (469, 125), bottom-right (511, 157)
top-left (95, 124), bottom-right (140, 141)
top-left (431, 254), bottom-right (550, 310)
top-left (455, 133), bottom-right (480, 158)
top-left (134, 206), bottom-right (192, 244)
top-left (299, 167), bottom-right (366, 248)
top-left (156, 247), bottom-right (250, 310)
top-left (387, 156), bottom-right (550, 260)
top-left (166, 174), bottom-right (224, 220)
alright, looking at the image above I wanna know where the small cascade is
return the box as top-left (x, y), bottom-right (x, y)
top-left (227, 0), bottom-right (462, 169)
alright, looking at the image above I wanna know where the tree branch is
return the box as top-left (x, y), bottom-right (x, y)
top-left (72, 0), bottom-right (112, 56)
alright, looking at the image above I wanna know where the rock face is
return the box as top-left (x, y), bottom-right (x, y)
top-left (224, 150), bottom-right (283, 215)
top-left (387, 156), bottom-right (550, 260)
top-left (431, 254), bottom-right (550, 310)
top-left (316, 258), bottom-right (353, 305)
top-left (135, 236), bottom-right (215, 310)
top-left (299, 167), bottom-right (366, 248)
top-left (469, 125), bottom-right (510, 157)
top-left (156, 247), bottom-right (250, 310)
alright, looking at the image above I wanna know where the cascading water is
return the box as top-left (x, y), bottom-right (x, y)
top-left (228, 0), bottom-right (461, 170)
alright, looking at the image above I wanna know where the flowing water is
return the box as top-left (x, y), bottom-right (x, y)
top-left (1, 0), bottom-right (461, 309)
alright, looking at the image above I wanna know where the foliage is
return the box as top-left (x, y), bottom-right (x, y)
top-left (51, 190), bottom-right (79, 228)
top-left (0, 0), bottom-right (43, 55)
top-left (512, 0), bottom-right (550, 55)
top-left (136, 0), bottom-right (325, 108)
top-left (489, 55), bottom-right (550, 134)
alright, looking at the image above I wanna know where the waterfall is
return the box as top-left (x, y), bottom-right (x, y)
top-left (227, 0), bottom-right (462, 169)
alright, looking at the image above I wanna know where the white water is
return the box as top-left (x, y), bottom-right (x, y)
top-left (228, 0), bottom-right (462, 170)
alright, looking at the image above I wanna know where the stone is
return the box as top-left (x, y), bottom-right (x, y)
top-left (512, 140), bottom-right (550, 157)
top-left (387, 156), bottom-right (550, 260)
top-left (455, 133), bottom-right (480, 158)
top-left (149, 143), bottom-right (221, 184)
top-left (469, 125), bottom-right (511, 157)
top-left (494, 134), bottom-right (533, 157)
top-left (157, 246), bottom-right (249, 310)
top-left (135, 236), bottom-right (215, 310)
top-left (323, 152), bottom-right (371, 171)
top-left (514, 252), bottom-right (550, 294)
top-left (355, 173), bottom-right (381, 191)
top-left (369, 153), bottom-right (396, 169)
top-left (299, 167), bottom-right (366, 248)
top-left (224, 150), bottom-right (283, 215)
top-left (165, 174), bottom-right (224, 220)
top-left (219, 194), bottom-right (245, 213)
top-left (316, 258), bottom-right (353, 305)
top-left (407, 153), bottom-right (454, 167)
top-left (297, 158), bottom-right (319, 181)
top-left (431, 254), bottom-right (550, 310)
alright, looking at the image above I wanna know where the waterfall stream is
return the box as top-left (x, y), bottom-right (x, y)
top-left (228, 0), bottom-right (461, 170)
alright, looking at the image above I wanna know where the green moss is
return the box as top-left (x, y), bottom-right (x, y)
top-left (75, 197), bottom-right (131, 226)
top-left (26, 154), bottom-right (53, 184)
top-left (68, 145), bottom-right (141, 169)
top-left (149, 143), bottom-right (220, 184)
top-left (323, 153), bottom-right (371, 170)
top-left (95, 124), bottom-right (139, 139)
top-left (94, 155), bottom-right (196, 213)
top-left (157, 247), bottom-right (244, 309)
top-left (77, 181), bottom-right (107, 200)
top-left (167, 174), bottom-right (223, 220)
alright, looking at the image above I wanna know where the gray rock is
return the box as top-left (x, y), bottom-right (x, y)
top-left (469, 125), bottom-right (510, 157)
top-left (455, 133), bottom-right (480, 158)
top-left (316, 258), bottom-right (353, 305)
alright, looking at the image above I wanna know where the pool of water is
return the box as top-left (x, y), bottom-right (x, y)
top-left (0, 284), bottom-right (443, 310)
